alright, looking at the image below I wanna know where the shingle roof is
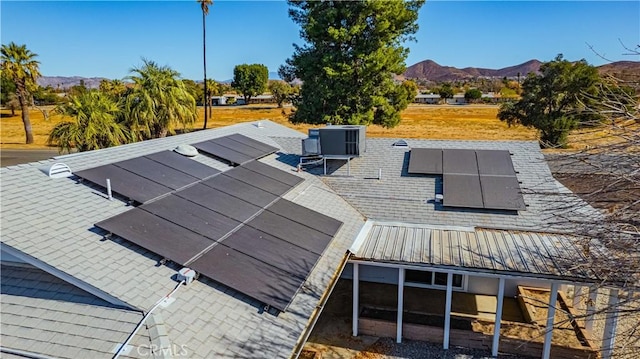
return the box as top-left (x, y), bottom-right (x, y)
top-left (0, 264), bottom-right (149, 359)
top-left (0, 121), bottom-right (365, 358)
top-left (276, 137), bottom-right (602, 232)
top-left (350, 221), bottom-right (604, 283)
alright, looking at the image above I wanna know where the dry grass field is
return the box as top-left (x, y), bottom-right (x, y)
top-left (1, 104), bottom-right (539, 150)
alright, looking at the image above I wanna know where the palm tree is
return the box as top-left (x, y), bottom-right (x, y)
top-left (198, 0), bottom-right (213, 129)
top-left (48, 91), bottom-right (132, 153)
top-left (124, 59), bottom-right (197, 140)
top-left (205, 78), bottom-right (217, 118)
top-left (1, 42), bottom-right (41, 144)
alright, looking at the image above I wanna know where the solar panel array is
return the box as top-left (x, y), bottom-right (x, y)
top-left (193, 134), bottom-right (279, 165)
top-left (408, 148), bottom-right (525, 210)
top-left (75, 151), bottom-right (220, 203)
top-left (94, 153), bottom-right (343, 311)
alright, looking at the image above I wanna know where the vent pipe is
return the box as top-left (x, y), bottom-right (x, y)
top-left (106, 179), bottom-right (113, 201)
top-left (378, 168), bottom-right (382, 180)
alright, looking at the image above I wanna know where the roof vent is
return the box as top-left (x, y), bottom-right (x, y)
top-left (174, 144), bottom-right (198, 157)
top-left (392, 139), bottom-right (409, 147)
top-left (48, 163), bottom-right (72, 178)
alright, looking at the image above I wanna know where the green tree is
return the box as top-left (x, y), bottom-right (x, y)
top-left (198, 0), bottom-right (213, 129)
top-left (1, 42), bottom-right (41, 144)
top-left (99, 79), bottom-right (128, 100)
top-left (182, 79), bottom-right (203, 105)
top-left (498, 54), bottom-right (601, 148)
top-left (48, 91), bottom-right (132, 153)
top-left (205, 78), bottom-right (217, 116)
top-left (464, 88), bottom-right (482, 103)
top-left (268, 80), bottom-right (293, 108)
top-left (124, 59), bottom-right (197, 140)
top-left (232, 64), bottom-right (269, 104)
top-left (438, 83), bottom-right (454, 103)
top-left (280, 0), bottom-right (424, 127)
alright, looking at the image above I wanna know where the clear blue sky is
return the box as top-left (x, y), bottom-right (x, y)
top-left (2, 1), bottom-right (638, 81)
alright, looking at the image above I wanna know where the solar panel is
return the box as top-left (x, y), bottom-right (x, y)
top-left (96, 209), bottom-right (213, 264)
top-left (141, 195), bottom-right (241, 241)
top-left (247, 211), bottom-right (333, 255)
top-left (267, 199), bottom-right (342, 237)
top-left (242, 160), bottom-right (303, 187)
top-left (408, 148), bottom-right (443, 174)
top-left (192, 134), bottom-right (278, 165)
top-left (176, 183), bottom-right (261, 222)
top-left (189, 245), bottom-right (302, 312)
top-left (443, 149), bottom-right (478, 175)
top-left (480, 175), bottom-right (526, 210)
top-left (114, 157), bottom-right (199, 190)
top-left (443, 174), bottom-right (484, 208)
top-left (222, 226), bottom-right (319, 277)
top-left (210, 136), bottom-right (268, 159)
top-left (202, 174), bottom-right (278, 207)
top-left (192, 140), bottom-right (254, 165)
top-left (223, 167), bottom-right (293, 196)
top-left (145, 151), bottom-right (220, 180)
top-left (227, 133), bottom-right (279, 154)
top-left (476, 150), bottom-right (516, 176)
top-left (75, 164), bottom-right (172, 203)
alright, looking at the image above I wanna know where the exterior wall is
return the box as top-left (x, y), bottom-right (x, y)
top-left (505, 278), bottom-right (549, 297)
top-left (342, 263), bottom-right (399, 285)
top-left (467, 276), bottom-right (499, 295)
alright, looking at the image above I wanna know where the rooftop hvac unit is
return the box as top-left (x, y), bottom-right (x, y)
top-left (318, 125), bottom-right (366, 156)
top-left (302, 129), bottom-right (321, 156)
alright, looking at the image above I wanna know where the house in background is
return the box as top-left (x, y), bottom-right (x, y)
top-left (0, 122), bottom-right (628, 359)
top-left (414, 93), bottom-right (441, 104)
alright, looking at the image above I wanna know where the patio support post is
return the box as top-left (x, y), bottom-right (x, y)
top-left (396, 268), bottom-right (405, 343)
top-left (586, 286), bottom-right (598, 335)
top-left (491, 277), bottom-right (505, 357)
top-left (542, 282), bottom-right (559, 359)
top-left (443, 272), bottom-right (453, 350)
top-left (352, 263), bottom-right (359, 337)
top-left (601, 289), bottom-right (620, 359)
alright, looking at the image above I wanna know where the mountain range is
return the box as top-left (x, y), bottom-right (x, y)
top-left (36, 60), bottom-right (638, 89)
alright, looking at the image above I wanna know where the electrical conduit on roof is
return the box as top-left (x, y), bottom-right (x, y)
top-left (112, 280), bottom-right (186, 359)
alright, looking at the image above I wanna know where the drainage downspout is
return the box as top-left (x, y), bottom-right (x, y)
top-left (290, 251), bottom-right (351, 359)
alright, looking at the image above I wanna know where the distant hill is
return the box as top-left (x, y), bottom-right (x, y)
top-left (404, 59), bottom-right (542, 81)
top-left (404, 59), bottom-right (640, 83)
top-left (37, 76), bottom-right (106, 89)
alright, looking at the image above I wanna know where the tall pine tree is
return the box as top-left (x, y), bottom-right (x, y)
top-left (281, 0), bottom-right (423, 127)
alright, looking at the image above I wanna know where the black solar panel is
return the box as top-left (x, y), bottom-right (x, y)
top-left (145, 151), bottom-right (220, 180)
top-left (176, 183), bottom-right (261, 222)
top-left (408, 148), bottom-right (443, 174)
top-left (443, 174), bottom-right (484, 209)
top-left (242, 160), bottom-right (303, 187)
top-left (227, 133), bottom-right (279, 154)
top-left (202, 174), bottom-right (278, 207)
top-left (223, 226), bottom-right (319, 278)
top-left (267, 199), bottom-right (342, 237)
top-left (480, 175), bottom-right (526, 210)
top-left (192, 134), bottom-right (278, 165)
top-left (247, 211), bottom-right (333, 255)
top-left (75, 164), bottom-right (172, 203)
top-left (141, 195), bottom-right (241, 241)
top-left (114, 157), bottom-right (199, 190)
top-left (223, 167), bottom-right (293, 196)
top-left (189, 245), bottom-right (302, 312)
top-left (96, 209), bottom-right (213, 264)
top-left (443, 149), bottom-right (478, 175)
top-left (211, 136), bottom-right (268, 159)
top-left (193, 140), bottom-right (254, 165)
top-left (476, 150), bottom-right (516, 176)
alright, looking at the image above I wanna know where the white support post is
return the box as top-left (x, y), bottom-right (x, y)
top-left (443, 272), bottom-right (453, 350)
top-left (542, 282), bottom-right (559, 359)
top-left (586, 286), bottom-right (598, 335)
top-left (352, 263), bottom-right (359, 337)
top-left (396, 268), bottom-right (405, 343)
top-left (573, 285), bottom-right (583, 310)
top-left (601, 289), bottom-right (620, 359)
top-left (492, 277), bottom-right (505, 357)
